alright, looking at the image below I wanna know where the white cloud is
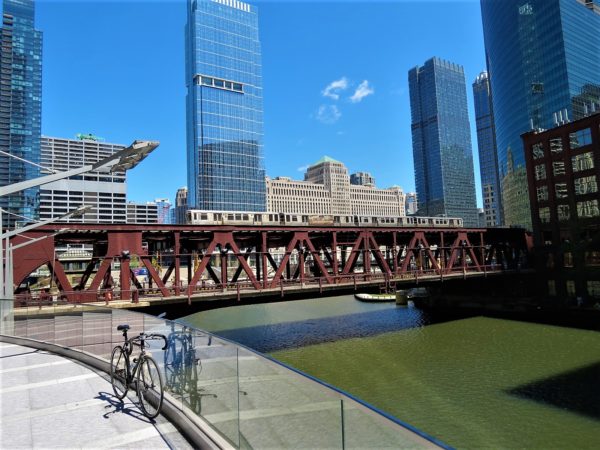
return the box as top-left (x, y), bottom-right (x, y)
top-left (315, 104), bottom-right (341, 124)
top-left (322, 77), bottom-right (349, 100)
top-left (297, 165), bottom-right (308, 172)
top-left (350, 80), bottom-right (374, 103)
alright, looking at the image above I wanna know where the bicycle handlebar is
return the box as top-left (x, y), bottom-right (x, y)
top-left (130, 333), bottom-right (168, 351)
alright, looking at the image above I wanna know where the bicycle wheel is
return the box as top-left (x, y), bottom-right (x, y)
top-left (110, 346), bottom-right (128, 400)
top-left (137, 355), bottom-right (164, 419)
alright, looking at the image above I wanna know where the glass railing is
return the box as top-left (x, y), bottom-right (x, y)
top-left (0, 299), bottom-right (448, 449)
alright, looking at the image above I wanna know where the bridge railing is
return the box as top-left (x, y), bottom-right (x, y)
top-left (0, 299), bottom-right (448, 449)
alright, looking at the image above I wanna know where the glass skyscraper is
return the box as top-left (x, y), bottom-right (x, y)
top-left (473, 71), bottom-right (502, 227)
top-left (481, 0), bottom-right (600, 228)
top-left (185, 0), bottom-right (265, 212)
top-left (0, 0), bottom-right (42, 228)
top-left (408, 57), bottom-right (479, 227)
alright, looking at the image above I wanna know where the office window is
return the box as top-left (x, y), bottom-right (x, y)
top-left (572, 152), bottom-right (594, 172)
top-left (557, 204), bottom-right (570, 222)
top-left (539, 207), bottom-right (550, 223)
top-left (574, 175), bottom-right (598, 195)
top-left (532, 142), bottom-right (544, 159)
top-left (553, 161), bottom-right (566, 176)
top-left (569, 128), bottom-right (592, 149)
top-left (549, 138), bottom-right (563, 154)
top-left (555, 183), bottom-right (568, 199)
top-left (536, 185), bottom-right (548, 202)
top-left (577, 199), bottom-right (600, 218)
top-left (534, 164), bottom-right (547, 181)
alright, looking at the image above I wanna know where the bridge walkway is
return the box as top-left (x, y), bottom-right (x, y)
top-left (0, 342), bottom-right (193, 449)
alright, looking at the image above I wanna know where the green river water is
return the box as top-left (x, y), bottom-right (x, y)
top-left (183, 295), bottom-right (600, 449)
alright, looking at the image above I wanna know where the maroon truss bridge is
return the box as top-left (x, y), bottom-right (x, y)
top-left (8, 223), bottom-right (531, 303)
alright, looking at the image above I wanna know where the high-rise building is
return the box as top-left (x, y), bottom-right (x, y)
top-left (473, 71), bottom-right (502, 227)
top-left (39, 136), bottom-right (127, 223)
top-left (126, 202), bottom-right (159, 224)
top-left (154, 198), bottom-right (172, 224)
top-left (408, 57), bottom-right (479, 227)
top-left (0, 0), bottom-right (42, 228)
top-left (405, 192), bottom-right (418, 215)
top-left (174, 187), bottom-right (188, 224)
top-left (350, 172), bottom-right (375, 187)
top-left (480, 0), bottom-right (600, 228)
top-left (185, 0), bottom-right (266, 212)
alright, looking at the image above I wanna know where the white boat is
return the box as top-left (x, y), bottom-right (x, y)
top-left (354, 293), bottom-right (396, 302)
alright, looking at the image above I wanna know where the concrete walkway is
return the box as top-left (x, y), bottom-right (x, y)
top-left (0, 343), bottom-right (193, 449)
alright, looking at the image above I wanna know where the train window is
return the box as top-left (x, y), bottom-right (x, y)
top-left (200, 213), bottom-right (208, 220)
top-left (215, 213), bottom-right (222, 220)
top-left (242, 214), bottom-right (249, 220)
top-left (228, 214), bottom-right (234, 220)
top-left (235, 214), bottom-right (242, 220)
top-left (428, 219), bottom-right (433, 224)
top-left (291, 216), bottom-right (298, 222)
top-left (302, 215), bottom-right (308, 222)
top-left (334, 216), bottom-right (340, 223)
top-left (254, 214), bottom-right (261, 221)
top-left (286, 215), bottom-right (290, 221)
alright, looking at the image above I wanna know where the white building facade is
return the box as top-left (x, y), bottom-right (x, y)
top-left (266, 157), bottom-right (406, 217)
top-left (40, 136), bottom-right (127, 223)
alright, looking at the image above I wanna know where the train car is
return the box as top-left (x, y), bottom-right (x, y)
top-left (186, 209), bottom-right (464, 228)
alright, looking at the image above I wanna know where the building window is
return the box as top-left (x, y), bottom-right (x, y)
top-left (532, 142), bottom-right (544, 159)
top-left (569, 128), bottom-right (592, 149)
top-left (555, 183), bottom-right (568, 199)
top-left (564, 252), bottom-right (573, 267)
top-left (572, 152), bottom-right (594, 172)
top-left (548, 280), bottom-right (556, 296)
top-left (566, 280), bottom-right (576, 298)
top-left (552, 161), bottom-right (566, 176)
top-left (574, 175), bottom-right (598, 195)
top-left (587, 280), bottom-right (600, 299)
top-left (577, 199), bottom-right (600, 218)
top-left (549, 138), bottom-right (563, 154)
top-left (534, 164), bottom-right (547, 181)
top-left (539, 207), bottom-right (550, 223)
top-left (557, 204), bottom-right (570, 221)
top-left (536, 185), bottom-right (548, 202)
top-left (585, 251), bottom-right (600, 266)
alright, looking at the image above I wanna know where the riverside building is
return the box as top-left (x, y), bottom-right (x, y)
top-left (408, 57), bottom-right (479, 227)
top-left (523, 111), bottom-right (600, 305)
top-left (266, 157), bottom-right (406, 217)
top-left (185, 0), bottom-right (266, 212)
top-left (481, 0), bottom-right (600, 228)
top-left (473, 71), bottom-right (502, 227)
top-left (0, 0), bottom-right (43, 228)
top-left (126, 201), bottom-right (159, 224)
top-left (39, 136), bottom-right (127, 224)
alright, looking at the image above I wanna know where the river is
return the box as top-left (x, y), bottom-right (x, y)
top-left (181, 294), bottom-right (600, 449)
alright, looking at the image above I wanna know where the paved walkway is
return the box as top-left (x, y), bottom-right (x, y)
top-left (0, 342), bottom-right (193, 449)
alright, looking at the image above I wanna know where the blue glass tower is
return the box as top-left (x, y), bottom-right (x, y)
top-left (185, 0), bottom-right (266, 212)
top-left (481, 0), bottom-right (600, 228)
top-left (408, 57), bottom-right (479, 227)
top-left (0, 0), bottom-right (42, 228)
top-left (473, 71), bottom-right (502, 227)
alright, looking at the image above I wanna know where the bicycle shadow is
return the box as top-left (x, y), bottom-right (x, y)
top-left (95, 391), bottom-right (154, 423)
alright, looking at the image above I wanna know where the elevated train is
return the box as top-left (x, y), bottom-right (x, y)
top-left (186, 210), bottom-right (464, 228)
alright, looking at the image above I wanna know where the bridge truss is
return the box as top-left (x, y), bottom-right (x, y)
top-left (8, 224), bottom-right (531, 302)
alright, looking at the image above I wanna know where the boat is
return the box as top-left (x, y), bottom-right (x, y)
top-left (354, 293), bottom-right (396, 302)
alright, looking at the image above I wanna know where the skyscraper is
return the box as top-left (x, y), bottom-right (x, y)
top-left (185, 0), bottom-right (266, 212)
top-left (473, 71), bottom-right (502, 227)
top-left (481, 0), bottom-right (600, 228)
top-left (0, 0), bottom-right (42, 228)
top-left (408, 57), bottom-right (479, 227)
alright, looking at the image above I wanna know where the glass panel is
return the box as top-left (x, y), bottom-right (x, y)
top-left (26, 303), bottom-right (55, 344)
top-left (539, 207), bottom-right (550, 223)
top-left (549, 137), bottom-right (563, 154)
top-left (577, 199), bottom-right (600, 218)
top-left (83, 306), bottom-right (112, 360)
top-left (569, 128), bottom-right (592, 149)
top-left (587, 280), bottom-right (600, 298)
top-left (557, 204), bottom-right (570, 222)
top-left (193, 335), bottom-right (240, 447)
top-left (163, 320), bottom-right (189, 413)
top-left (571, 152), bottom-right (595, 172)
top-left (552, 161), bottom-right (565, 176)
top-left (534, 164), bottom-right (546, 181)
top-left (0, 299), bottom-right (16, 336)
top-left (55, 304), bottom-right (83, 350)
top-left (574, 175), bottom-right (598, 195)
top-left (532, 142), bottom-right (544, 159)
top-left (555, 183), bottom-right (568, 199)
top-left (585, 251), bottom-right (600, 266)
top-left (566, 280), bottom-right (576, 297)
top-left (342, 398), bottom-right (432, 449)
top-left (536, 185), bottom-right (548, 202)
top-left (237, 347), bottom-right (341, 449)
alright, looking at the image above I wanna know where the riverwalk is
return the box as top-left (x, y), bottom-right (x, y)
top-left (0, 342), bottom-right (193, 449)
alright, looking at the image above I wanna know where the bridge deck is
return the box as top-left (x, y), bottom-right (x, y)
top-left (0, 342), bottom-right (193, 449)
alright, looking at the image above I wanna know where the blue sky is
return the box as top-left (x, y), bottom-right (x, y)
top-left (36, 0), bottom-right (486, 207)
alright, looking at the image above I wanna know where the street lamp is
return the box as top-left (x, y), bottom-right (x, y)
top-left (0, 140), bottom-right (159, 197)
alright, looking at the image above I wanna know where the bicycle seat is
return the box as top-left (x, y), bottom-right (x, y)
top-left (117, 324), bottom-right (130, 331)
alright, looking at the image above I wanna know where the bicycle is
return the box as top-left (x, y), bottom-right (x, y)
top-left (110, 324), bottom-right (167, 419)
